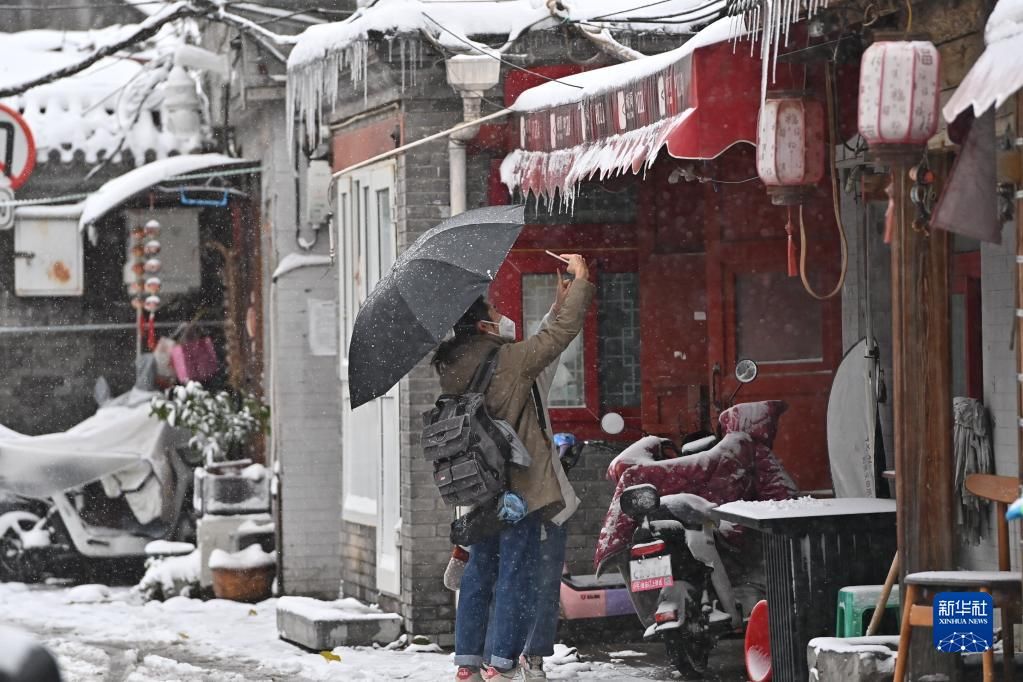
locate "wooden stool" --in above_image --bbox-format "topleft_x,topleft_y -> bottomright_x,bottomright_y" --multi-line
893,571 -> 1021,682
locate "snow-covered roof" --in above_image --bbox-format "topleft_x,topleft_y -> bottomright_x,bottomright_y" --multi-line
287,0 -> 725,146
0,17 -> 197,167
943,0 -> 1023,120
289,0 -> 724,70
510,16 -> 736,113
79,154 -> 254,229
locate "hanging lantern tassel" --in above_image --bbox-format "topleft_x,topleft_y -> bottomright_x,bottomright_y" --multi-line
785,207 -> 798,277
144,295 -> 161,351
883,174 -> 896,244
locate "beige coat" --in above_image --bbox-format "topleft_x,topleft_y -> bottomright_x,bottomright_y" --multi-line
438,279 -> 595,517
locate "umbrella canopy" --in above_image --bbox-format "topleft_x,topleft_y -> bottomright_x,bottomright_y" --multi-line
348,205 -> 525,409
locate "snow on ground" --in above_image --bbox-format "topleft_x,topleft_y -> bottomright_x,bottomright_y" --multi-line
0,583 -> 687,681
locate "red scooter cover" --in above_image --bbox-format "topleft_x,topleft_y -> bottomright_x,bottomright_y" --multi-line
594,401 -> 797,572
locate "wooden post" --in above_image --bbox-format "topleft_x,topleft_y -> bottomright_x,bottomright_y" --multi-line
890,160 -> 957,677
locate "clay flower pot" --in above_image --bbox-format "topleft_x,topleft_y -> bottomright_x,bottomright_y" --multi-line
209,545 -> 276,602
211,564 -> 274,603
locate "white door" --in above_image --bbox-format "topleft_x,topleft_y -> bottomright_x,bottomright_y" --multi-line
338,161 -> 401,596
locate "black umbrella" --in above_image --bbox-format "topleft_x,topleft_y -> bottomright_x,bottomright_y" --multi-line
347,205 -> 525,409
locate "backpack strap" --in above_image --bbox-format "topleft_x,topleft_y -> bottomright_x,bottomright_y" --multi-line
531,383 -> 549,436
468,348 -> 501,394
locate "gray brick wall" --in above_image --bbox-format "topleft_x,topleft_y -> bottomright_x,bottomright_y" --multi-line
341,520 -> 378,603
235,99 -> 344,599
960,220 -> 1019,572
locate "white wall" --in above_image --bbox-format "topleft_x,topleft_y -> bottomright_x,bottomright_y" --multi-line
244,100 -> 344,598
959,220 -> 1019,572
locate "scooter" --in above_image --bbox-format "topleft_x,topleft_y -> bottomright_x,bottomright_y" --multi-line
551,435 -> 638,623
599,360 -> 789,678
0,390 -> 198,582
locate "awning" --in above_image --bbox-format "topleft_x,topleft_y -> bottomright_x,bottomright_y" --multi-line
943,0 -> 1023,121
500,17 -> 761,204
78,154 -> 256,230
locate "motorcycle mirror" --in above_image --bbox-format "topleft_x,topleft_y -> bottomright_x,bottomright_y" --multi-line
600,412 -> 625,435
734,358 -> 758,384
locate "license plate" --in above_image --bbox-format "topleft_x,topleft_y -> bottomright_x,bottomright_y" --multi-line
630,554 -> 673,592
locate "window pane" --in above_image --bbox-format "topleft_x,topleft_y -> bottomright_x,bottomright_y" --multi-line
377,188 -> 392,275
522,274 -> 585,407
735,272 -> 822,363
599,273 -> 641,407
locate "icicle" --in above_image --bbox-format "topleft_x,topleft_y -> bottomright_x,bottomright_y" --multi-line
400,38 -> 406,91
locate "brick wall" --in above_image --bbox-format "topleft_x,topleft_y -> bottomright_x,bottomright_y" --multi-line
234,99 -> 344,599
341,520 -> 378,603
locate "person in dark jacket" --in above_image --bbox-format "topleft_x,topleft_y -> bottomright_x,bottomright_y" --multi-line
434,255 -> 594,682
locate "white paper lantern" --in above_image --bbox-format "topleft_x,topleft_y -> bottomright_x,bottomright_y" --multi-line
756,92 -> 826,206
858,38 -> 941,158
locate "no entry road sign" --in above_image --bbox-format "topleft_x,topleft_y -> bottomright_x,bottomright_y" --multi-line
0,103 -> 36,190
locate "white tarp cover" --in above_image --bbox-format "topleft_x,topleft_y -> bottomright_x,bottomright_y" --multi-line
0,390 -> 182,524
78,154 -> 254,230
943,0 -> 1023,121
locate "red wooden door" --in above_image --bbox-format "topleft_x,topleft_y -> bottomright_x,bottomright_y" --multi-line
706,241 -> 842,491
704,171 -> 843,492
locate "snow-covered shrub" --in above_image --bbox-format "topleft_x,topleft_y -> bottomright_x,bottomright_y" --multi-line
150,382 -> 269,464
136,550 -> 201,601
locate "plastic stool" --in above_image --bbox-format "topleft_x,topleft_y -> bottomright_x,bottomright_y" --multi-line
835,585 -> 901,637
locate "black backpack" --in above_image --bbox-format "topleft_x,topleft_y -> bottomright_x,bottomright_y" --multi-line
422,349 -> 531,507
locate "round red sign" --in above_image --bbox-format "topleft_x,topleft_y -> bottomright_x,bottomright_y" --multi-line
0,103 -> 36,190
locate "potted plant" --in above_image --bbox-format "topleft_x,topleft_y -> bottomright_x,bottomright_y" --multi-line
151,382 -> 271,515
150,381 -> 270,465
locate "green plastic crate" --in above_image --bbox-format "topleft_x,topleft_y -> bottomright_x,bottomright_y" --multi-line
835,585 -> 901,637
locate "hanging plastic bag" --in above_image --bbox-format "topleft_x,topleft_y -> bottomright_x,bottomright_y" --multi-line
171,336 -> 218,383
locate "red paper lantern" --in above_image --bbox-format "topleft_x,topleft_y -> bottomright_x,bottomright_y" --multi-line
857,38 -> 941,160
756,92 -> 826,206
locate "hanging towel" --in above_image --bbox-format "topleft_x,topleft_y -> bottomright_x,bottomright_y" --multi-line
953,397 -> 995,545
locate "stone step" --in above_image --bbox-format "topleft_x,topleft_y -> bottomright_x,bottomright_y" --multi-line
276,596 -> 403,650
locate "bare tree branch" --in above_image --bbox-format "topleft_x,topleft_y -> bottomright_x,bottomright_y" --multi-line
214,9 -> 299,49
0,2 -> 208,99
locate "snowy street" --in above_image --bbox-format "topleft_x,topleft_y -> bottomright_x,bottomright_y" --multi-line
0,582 -> 747,681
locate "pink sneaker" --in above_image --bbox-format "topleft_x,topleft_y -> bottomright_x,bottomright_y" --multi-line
482,666 -> 519,680
456,666 -> 483,682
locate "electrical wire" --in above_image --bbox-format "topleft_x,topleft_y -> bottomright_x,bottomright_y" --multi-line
422,13 -> 583,89
573,9 -> 725,27
587,0 -> 700,21
596,1 -> 728,23
798,62 -> 848,301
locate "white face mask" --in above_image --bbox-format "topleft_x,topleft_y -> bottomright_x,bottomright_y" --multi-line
483,316 -> 516,341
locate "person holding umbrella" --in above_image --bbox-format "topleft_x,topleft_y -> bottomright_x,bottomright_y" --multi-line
434,255 -> 594,682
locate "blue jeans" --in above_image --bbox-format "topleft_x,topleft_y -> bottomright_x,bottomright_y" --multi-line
455,512 -> 542,671
524,522 -> 567,656
483,521 -> 568,660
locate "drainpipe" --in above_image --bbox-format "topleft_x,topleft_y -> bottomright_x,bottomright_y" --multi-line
445,55 -> 501,217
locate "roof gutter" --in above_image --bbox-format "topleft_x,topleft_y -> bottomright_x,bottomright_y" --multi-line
329,107 -> 512,182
